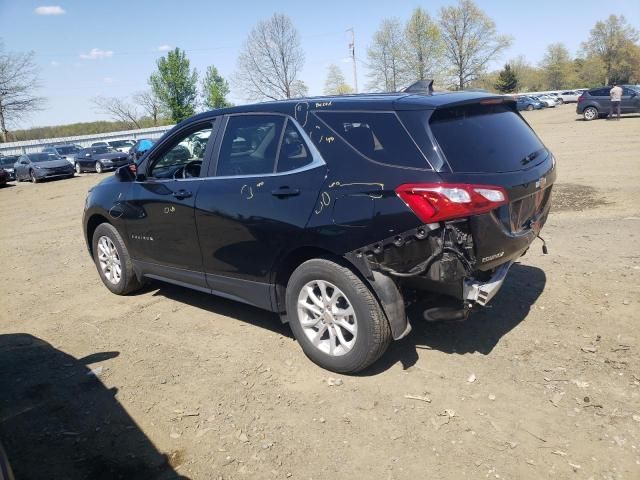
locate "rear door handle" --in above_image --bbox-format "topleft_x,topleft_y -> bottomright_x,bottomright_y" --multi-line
271,186 -> 300,198
172,189 -> 192,199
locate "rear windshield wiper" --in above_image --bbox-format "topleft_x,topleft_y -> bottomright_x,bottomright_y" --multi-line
520,148 -> 545,166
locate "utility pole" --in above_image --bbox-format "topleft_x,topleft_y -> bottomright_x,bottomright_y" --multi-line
347,28 -> 358,93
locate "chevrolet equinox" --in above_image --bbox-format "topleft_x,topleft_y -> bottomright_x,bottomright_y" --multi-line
83,89 -> 555,373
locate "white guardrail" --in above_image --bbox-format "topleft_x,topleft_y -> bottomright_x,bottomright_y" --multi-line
0,125 -> 175,156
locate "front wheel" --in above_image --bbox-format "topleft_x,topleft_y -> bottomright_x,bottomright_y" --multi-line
95,162 -> 103,173
92,223 -> 142,295
526,104 -> 534,111
285,258 -> 391,373
583,106 -> 598,121
30,170 -> 38,183
75,163 -> 82,174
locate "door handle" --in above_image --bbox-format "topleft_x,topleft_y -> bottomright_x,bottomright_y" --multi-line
271,186 -> 300,198
172,189 -> 192,199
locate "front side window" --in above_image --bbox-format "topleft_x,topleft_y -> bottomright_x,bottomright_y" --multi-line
316,111 -> 427,168
216,115 -> 284,176
276,121 -> 313,173
149,124 -> 213,179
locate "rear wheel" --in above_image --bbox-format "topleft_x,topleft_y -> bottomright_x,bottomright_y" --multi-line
583,106 -> 598,121
557,98 -> 564,105
95,162 -> 103,174
526,104 -> 534,111
92,223 -> 142,295
285,258 -> 391,373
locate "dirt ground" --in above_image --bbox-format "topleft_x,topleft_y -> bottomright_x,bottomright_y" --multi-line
1,106 -> 639,480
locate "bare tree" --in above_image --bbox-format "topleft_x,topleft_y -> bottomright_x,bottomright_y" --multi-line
235,13 -> 307,101
324,64 -> 353,95
0,44 -> 45,142
91,96 -> 141,129
134,91 -> 162,126
403,8 -> 444,83
366,18 -> 408,92
439,0 -> 512,89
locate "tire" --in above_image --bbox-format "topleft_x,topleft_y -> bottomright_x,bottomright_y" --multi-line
583,106 -> 598,121
526,104 -> 534,111
75,163 -> 82,174
30,170 -> 38,183
285,258 -> 391,373
91,223 -> 142,295
95,162 -> 103,174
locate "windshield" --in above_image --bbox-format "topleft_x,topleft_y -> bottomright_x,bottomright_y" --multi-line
92,147 -> 112,154
0,156 -> 19,166
429,103 -> 546,173
31,153 -> 61,162
56,146 -> 80,154
109,140 -> 134,148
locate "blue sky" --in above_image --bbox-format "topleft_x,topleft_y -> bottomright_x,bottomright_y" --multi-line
1,0 -> 638,127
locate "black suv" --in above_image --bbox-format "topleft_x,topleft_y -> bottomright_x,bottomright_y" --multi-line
577,85 -> 640,120
82,91 -> 555,373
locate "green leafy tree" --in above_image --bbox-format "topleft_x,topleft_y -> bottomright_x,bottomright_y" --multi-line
582,15 -> 639,84
202,65 -> 231,109
494,64 -> 518,93
540,43 -> 575,89
323,64 -> 353,95
149,48 -> 198,123
403,7 -> 444,82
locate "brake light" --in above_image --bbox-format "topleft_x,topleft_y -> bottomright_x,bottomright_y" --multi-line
395,183 -> 508,223
578,95 -> 585,102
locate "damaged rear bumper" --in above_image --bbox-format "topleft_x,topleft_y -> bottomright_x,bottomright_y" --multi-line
463,261 -> 513,306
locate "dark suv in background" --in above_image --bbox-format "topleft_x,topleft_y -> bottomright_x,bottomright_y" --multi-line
83,90 -> 555,373
577,85 -> 640,120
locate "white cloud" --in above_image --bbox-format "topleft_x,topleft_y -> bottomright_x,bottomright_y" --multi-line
103,77 -> 115,84
35,6 -> 66,15
50,60 -> 60,67
157,45 -> 172,52
79,48 -> 114,60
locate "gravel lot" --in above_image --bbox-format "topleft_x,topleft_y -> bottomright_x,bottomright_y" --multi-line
1,107 -> 639,480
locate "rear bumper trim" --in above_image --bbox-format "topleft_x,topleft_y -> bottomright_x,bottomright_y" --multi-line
463,261 -> 513,306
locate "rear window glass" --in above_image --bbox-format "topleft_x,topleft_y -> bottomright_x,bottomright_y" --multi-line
429,103 -> 545,173
316,111 -> 428,168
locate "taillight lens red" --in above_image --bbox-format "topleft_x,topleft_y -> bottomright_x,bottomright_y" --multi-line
395,183 -> 508,223
578,95 -> 585,102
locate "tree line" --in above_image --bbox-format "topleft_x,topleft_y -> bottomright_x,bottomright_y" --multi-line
1,0 -> 639,142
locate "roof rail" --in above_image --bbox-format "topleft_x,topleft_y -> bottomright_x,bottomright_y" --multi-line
402,79 -> 434,95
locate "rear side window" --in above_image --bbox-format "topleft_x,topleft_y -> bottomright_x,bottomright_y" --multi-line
589,88 -> 609,97
316,111 -> 427,168
276,121 -> 313,173
429,103 -> 545,173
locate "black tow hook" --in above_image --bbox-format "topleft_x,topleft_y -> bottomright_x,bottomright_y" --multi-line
537,234 -> 548,254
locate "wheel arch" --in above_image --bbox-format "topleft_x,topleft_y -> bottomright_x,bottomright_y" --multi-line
85,213 -> 111,256
273,245 -> 410,340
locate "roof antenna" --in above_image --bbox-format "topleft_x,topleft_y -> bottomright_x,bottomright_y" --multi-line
402,79 -> 434,95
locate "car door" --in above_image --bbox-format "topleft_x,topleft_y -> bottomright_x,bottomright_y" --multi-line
16,156 -> 28,179
194,114 -> 327,309
621,87 -> 639,112
122,120 -> 218,286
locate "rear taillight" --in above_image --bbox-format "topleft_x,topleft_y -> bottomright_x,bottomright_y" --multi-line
578,95 -> 585,102
395,183 -> 508,223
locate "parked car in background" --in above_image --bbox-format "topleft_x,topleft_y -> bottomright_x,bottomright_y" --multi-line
0,155 -> 19,181
536,95 -> 558,107
83,90 -> 555,373
0,168 -> 7,187
91,140 -> 135,153
516,96 -> 543,111
74,146 -> 130,174
42,144 -> 82,165
128,139 -> 155,162
577,85 -> 640,120
14,153 -> 75,183
557,91 -> 581,103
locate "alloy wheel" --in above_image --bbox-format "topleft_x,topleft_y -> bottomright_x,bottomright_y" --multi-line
95,162 -> 103,173
584,107 -> 597,120
97,236 -> 122,284
75,163 -> 81,174
297,280 -> 358,356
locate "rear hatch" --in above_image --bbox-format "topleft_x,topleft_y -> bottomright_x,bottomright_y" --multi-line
426,101 -> 555,270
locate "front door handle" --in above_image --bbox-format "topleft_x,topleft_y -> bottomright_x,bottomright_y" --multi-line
172,189 -> 192,199
271,186 -> 300,198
